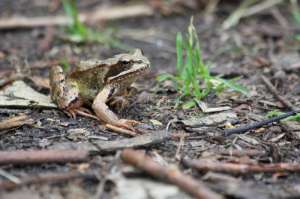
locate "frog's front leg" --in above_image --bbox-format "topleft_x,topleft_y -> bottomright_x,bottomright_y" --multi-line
92,86 -> 139,131
50,65 -> 97,120
109,96 -> 129,111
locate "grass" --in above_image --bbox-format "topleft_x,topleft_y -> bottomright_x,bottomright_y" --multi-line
291,0 -> 300,41
157,17 -> 248,109
267,110 -> 300,122
59,57 -> 71,71
62,0 -> 125,48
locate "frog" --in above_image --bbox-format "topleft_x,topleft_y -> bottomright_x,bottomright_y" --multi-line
49,49 -> 150,131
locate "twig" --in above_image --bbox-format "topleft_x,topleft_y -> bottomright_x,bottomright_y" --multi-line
92,130 -> 169,152
0,149 -> 90,165
224,75 -> 300,136
38,26 -> 55,51
0,115 -> 34,132
218,149 -> 266,157
0,171 -> 96,190
93,152 -> 120,199
175,131 -> 186,160
224,109 -> 300,136
260,75 -> 295,111
222,0 -> 283,29
243,0 -> 284,18
182,158 -> 300,174
0,5 -> 154,29
121,149 -> 223,199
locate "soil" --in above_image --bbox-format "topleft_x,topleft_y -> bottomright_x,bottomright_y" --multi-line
0,0 -> 300,198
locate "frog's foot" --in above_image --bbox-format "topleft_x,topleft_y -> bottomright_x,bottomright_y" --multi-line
64,109 -> 77,119
118,119 -> 140,130
106,119 -> 141,136
64,108 -> 98,120
109,96 -> 129,111
106,124 -> 137,136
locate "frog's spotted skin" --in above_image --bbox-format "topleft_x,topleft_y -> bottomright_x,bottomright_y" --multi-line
49,49 -> 150,131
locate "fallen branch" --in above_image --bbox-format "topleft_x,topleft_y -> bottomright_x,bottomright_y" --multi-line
182,158 -> 300,174
0,149 -> 90,165
0,5 -> 154,29
0,171 -> 96,190
260,75 -> 295,111
0,115 -> 34,132
121,149 -> 223,199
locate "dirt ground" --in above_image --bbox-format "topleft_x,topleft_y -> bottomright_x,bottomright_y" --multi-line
0,0 -> 300,198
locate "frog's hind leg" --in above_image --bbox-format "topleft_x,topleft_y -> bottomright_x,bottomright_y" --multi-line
92,86 -> 139,133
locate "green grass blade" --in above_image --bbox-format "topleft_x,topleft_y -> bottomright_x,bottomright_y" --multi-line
217,77 -> 248,95
176,32 -> 183,73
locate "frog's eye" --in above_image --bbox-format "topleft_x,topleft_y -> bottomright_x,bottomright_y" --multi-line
121,60 -> 130,65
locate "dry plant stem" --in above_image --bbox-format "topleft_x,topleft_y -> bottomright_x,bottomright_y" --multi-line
0,171 -> 96,190
222,0 -> 283,29
260,75 -> 295,111
0,115 -> 33,132
243,0 -> 284,18
183,158 -> 300,174
121,149 -> 223,199
0,5 -> 153,29
0,149 -> 90,165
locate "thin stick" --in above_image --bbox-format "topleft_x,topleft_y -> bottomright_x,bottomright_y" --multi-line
224,109 -> 300,136
260,75 -> 295,111
243,0 -> 284,18
218,149 -> 266,157
91,130 -> 169,152
0,171 -> 96,190
183,158 -> 300,174
222,0 -> 283,29
0,115 -> 34,132
223,75 -> 300,136
175,132 -> 186,160
0,149 -> 90,165
0,5 -> 154,29
121,149 -> 223,199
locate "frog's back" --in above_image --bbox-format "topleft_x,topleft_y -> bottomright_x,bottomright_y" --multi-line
74,60 -> 104,72
69,66 -> 108,102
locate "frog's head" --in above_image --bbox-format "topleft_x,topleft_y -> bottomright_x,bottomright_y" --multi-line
106,49 -> 150,84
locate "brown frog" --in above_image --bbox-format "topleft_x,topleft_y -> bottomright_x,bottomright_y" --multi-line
49,49 -> 150,131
